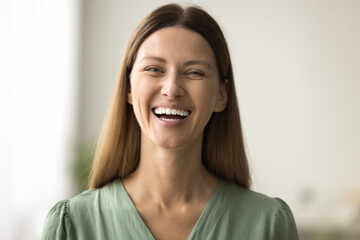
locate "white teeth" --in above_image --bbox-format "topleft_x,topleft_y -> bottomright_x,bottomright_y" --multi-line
153,107 -> 190,117
160,117 -> 181,121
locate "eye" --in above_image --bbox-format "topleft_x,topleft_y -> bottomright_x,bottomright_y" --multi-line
186,70 -> 205,77
190,71 -> 204,76
146,67 -> 163,73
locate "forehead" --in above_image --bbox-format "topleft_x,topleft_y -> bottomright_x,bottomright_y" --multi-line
135,26 -> 217,66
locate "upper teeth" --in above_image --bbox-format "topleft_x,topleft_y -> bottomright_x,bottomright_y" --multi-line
154,107 -> 190,117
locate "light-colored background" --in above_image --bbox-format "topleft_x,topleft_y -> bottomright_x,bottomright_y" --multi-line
1,0 -> 359,239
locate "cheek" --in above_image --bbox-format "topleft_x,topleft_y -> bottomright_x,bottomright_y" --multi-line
130,78 -> 147,104
197,83 -> 219,106
193,87 -> 218,121
129,78 -> 155,117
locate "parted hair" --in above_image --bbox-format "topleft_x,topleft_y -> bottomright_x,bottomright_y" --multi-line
89,3 -> 251,189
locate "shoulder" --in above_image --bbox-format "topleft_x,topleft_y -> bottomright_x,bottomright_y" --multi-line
220,179 -> 285,213
218,179 -> 299,239
41,180 -> 124,239
41,200 -> 72,239
67,179 -> 123,217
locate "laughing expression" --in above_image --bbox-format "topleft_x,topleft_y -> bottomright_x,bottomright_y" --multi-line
128,26 -> 227,150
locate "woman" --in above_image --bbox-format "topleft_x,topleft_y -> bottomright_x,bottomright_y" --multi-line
42,4 -> 299,240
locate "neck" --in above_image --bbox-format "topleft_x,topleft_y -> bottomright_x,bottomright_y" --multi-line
123,134 -> 217,208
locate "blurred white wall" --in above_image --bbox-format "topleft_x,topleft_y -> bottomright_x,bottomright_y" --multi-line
1,0 -> 360,239
0,0 -> 80,239
79,0 -> 360,234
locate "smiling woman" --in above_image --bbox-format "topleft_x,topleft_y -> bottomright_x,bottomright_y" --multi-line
128,26 -> 227,150
41,4 -> 299,240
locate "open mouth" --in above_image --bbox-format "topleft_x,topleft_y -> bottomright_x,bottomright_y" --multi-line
152,107 -> 191,121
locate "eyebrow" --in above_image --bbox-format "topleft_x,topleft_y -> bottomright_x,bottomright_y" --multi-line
183,60 -> 212,69
139,56 -> 166,63
139,56 -> 213,69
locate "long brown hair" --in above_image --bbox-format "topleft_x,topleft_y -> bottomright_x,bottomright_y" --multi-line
89,4 -> 251,189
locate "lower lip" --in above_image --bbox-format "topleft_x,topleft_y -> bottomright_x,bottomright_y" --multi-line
153,112 -> 190,127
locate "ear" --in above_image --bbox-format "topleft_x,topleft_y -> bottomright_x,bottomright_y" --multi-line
213,80 -> 228,112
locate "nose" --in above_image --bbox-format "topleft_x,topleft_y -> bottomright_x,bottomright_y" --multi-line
160,72 -> 185,100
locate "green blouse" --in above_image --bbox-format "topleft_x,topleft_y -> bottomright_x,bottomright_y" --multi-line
41,178 -> 299,239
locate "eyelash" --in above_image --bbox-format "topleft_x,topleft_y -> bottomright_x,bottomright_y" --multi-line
187,71 -> 205,77
143,67 -> 205,77
145,67 -> 163,73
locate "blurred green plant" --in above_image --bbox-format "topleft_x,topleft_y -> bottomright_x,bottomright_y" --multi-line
71,143 -> 95,193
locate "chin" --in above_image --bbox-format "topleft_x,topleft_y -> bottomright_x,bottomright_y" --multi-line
155,139 -> 188,150
152,133 -> 197,150
144,131 -> 203,151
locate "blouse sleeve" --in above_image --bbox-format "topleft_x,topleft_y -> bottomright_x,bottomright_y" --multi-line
269,198 -> 299,240
41,200 -> 73,240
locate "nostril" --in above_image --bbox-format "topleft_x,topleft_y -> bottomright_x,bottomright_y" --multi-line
160,82 -> 185,99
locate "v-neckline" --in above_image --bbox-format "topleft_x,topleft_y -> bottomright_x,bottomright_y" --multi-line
119,178 -> 225,240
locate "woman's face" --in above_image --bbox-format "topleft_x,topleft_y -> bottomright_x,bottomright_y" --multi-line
128,26 -> 227,150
